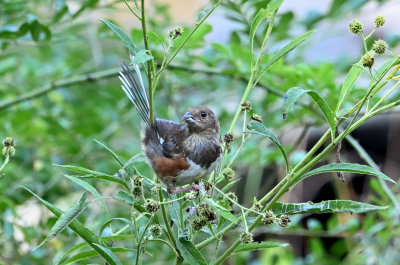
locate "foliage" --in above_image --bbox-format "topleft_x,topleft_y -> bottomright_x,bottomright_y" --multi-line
1,0 -> 400,264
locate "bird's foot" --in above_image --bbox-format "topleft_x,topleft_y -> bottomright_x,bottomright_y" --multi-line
171,184 -> 205,194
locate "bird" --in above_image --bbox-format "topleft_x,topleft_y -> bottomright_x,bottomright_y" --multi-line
118,58 -> 222,194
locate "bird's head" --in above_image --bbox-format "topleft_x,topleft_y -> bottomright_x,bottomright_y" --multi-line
182,106 -> 220,136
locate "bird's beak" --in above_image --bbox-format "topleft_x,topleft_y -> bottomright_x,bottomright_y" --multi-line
182,112 -> 196,124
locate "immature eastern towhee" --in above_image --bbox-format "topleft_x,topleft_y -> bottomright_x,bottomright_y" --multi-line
118,59 -> 222,194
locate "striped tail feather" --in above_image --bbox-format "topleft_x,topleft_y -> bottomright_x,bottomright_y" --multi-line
119,59 -> 151,128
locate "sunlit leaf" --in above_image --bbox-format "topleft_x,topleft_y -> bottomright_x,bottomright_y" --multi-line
60,247 -> 134,265
234,241 -> 289,253
245,121 -> 289,172
271,200 -> 389,215
99,18 -> 138,54
113,190 -> 134,205
132,49 -> 154,64
283,86 -> 335,140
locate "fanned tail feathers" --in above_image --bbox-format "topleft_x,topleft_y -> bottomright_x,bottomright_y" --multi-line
119,60 -> 151,127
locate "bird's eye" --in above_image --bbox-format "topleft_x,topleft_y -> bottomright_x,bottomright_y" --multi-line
200,111 -> 207,117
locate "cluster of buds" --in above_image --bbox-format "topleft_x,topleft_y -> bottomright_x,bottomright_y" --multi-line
262,210 -> 275,226
198,203 -> 217,222
225,192 -> 238,208
191,218 -> 207,231
240,232 -> 253,244
253,202 -> 262,212
349,16 -> 388,69
169,26 -> 184,40
222,167 -> 235,181
184,190 -> 198,201
2,137 -> 15,157
241,101 -> 251,112
131,175 -> 144,198
149,225 -> 162,238
223,133 -> 234,153
144,198 -> 160,213
251,114 -> 263,123
278,214 -> 291,228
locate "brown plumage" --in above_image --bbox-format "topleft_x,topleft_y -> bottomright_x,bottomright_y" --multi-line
119,60 -> 222,194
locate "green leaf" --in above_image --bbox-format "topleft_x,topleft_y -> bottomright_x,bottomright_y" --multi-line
271,200 -> 389,215
335,57 -> 364,113
60,247 -> 134,265
99,218 -> 131,236
55,164 -> 129,190
176,237 -> 208,265
35,192 -> 88,250
245,121 -> 289,172
21,187 -> 123,265
294,162 -> 396,187
52,4 -> 69,23
250,8 -> 268,53
113,190 -> 134,205
94,139 -> 134,177
258,30 -> 315,79
92,244 -> 123,265
234,241 -> 289,253
99,18 -> 138,54
283,87 -> 335,140
196,5 -> 212,24
204,197 -> 237,224
132,49 -> 154,64
64,175 -> 111,219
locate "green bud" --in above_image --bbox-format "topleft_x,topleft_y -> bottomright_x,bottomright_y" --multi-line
372,39 -> 387,54
149,225 -> 162,238
374,16 -> 385,28
222,167 -> 235,181
169,26 -> 184,40
278,214 -> 291,228
241,101 -> 251,111
185,190 -> 198,201
251,113 -> 263,123
2,137 -> 15,157
262,210 -> 275,226
239,232 -> 253,244
349,19 -> 363,35
199,203 -> 217,222
191,218 -> 207,231
144,198 -> 160,213
362,53 -> 374,68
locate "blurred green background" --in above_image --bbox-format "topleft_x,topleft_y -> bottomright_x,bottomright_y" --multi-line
1,0 -> 399,264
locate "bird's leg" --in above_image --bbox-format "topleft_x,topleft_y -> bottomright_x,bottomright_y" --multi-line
171,184 -> 205,194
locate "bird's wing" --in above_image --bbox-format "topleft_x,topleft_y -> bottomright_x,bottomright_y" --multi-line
155,118 -> 188,157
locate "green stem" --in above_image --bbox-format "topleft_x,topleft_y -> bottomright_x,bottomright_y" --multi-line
154,0 -> 224,79
123,0 -> 141,20
369,79 -> 400,113
158,190 -> 180,256
0,155 -> 9,173
135,214 -> 154,265
141,0 -> 155,127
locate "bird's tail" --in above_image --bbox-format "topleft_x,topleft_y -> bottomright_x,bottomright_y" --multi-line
119,56 -> 151,128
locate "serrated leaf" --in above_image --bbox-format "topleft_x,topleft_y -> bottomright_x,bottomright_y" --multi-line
283,87 -> 335,140
113,190 -> 134,205
99,18 -> 138,54
132,49 -> 153,64
35,192 -> 89,250
204,197 -> 237,224
176,237 -> 207,265
21,187 -> 123,265
271,200 -> 389,215
258,30 -> 315,79
335,57 -> 364,113
234,241 -> 289,253
293,162 -> 396,187
245,121 -> 289,172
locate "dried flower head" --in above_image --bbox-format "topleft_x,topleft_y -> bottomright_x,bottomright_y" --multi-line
362,53 -> 374,68
278,214 -> 291,228
199,203 -> 217,222
349,19 -> 363,35
241,101 -> 251,111
192,218 -> 207,231
2,137 -> 15,157
251,114 -> 263,123
133,175 -> 143,187
132,186 -> 143,198
222,167 -> 235,181
144,198 -> 160,213
224,133 -> 234,144
372,39 -> 387,54
262,210 -> 275,226
240,232 -> 253,244
169,26 -> 184,40
149,225 -> 162,238
374,16 -> 385,28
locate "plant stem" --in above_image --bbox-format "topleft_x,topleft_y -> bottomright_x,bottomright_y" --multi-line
135,214 -> 154,265
0,155 -> 9,173
141,0 -> 155,127
154,0 -> 224,79
158,190 -> 180,257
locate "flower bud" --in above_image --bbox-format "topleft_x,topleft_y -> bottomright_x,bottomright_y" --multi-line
149,225 -> 162,238
241,101 -> 251,112
278,214 -> 291,228
144,198 -> 160,213
191,218 -> 207,231
262,210 -> 275,226
362,53 -> 374,68
185,190 -> 198,201
372,39 -> 387,54
169,26 -> 184,40
374,16 -> 385,28
349,19 -> 363,35
222,167 -> 235,181
240,232 -> 253,244
251,114 -> 263,123
199,203 -> 217,222
2,137 -> 15,157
